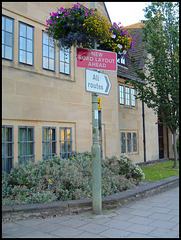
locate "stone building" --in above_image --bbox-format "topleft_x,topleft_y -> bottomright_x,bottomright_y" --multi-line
2,2 -> 173,173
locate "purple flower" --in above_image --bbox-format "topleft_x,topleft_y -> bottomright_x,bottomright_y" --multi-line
60,7 -> 64,11
49,13 -> 51,16
54,21 -> 57,24
69,15 -> 71,17
52,12 -> 56,17
50,20 -> 53,24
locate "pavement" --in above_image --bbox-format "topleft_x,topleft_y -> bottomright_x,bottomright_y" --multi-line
2,186 -> 179,238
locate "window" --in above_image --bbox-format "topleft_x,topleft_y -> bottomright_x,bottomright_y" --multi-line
119,85 -> 124,105
120,131 -> 138,154
42,127 -> 56,160
125,87 -> 130,106
60,128 -> 72,159
19,22 -> 34,65
2,126 -> 14,173
119,85 -> 136,107
18,126 -> 34,164
59,46 -> 70,74
117,55 -> 125,65
42,32 -> 55,71
131,88 -> 136,107
2,15 -> 14,60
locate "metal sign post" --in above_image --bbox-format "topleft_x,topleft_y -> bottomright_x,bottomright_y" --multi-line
91,92 -> 102,215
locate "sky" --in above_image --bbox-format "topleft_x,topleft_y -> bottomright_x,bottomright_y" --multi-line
105,2 -> 149,27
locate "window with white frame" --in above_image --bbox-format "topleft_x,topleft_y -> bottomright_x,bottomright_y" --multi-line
59,46 -> 70,74
119,85 -> 124,105
119,85 -> 136,107
59,127 -> 72,159
2,125 -> 14,173
125,87 -> 130,106
19,22 -> 34,65
42,32 -> 55,71
2,15 -> 14,60
117,55 -> 125,65
18,126 -> 34,164
42,127 -> 56,160
120,131 -> 138,154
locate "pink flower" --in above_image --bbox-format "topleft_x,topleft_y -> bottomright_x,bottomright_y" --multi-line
85,13 -> 88,17
49,13 -> 51,16
52,12 -> 56,16
64,13 -> 67,16
54,21 -> 57,24
59,7 -> 64,11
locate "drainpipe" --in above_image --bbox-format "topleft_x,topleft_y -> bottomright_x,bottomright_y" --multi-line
142,100 -> 146,162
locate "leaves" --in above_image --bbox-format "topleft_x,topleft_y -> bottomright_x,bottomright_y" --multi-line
127,2 -> 179,133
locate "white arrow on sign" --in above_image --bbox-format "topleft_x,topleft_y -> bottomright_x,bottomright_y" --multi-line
85,69 -> 111,95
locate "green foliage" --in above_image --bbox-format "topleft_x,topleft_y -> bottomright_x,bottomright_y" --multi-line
2,152 -> 144,206
126,2 -> 179,134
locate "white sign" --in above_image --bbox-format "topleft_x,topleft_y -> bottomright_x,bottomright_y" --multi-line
85,69 -> 111,95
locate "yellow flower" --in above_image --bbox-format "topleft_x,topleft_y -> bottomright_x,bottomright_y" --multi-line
49,179 -> 52,183
88,194 -> 91,197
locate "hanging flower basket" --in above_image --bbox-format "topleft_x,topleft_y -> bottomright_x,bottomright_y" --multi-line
45,3 -> 135,57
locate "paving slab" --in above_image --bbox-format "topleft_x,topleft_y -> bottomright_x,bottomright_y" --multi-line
2,186 -> 179,238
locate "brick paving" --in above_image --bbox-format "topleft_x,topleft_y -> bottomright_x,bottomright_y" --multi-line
2,187 -> 179,238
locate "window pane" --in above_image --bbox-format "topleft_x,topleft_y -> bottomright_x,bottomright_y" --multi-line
133,133 -> 137,152
51,129 -> 56,141
27,26 -> 33,39
43,57 -> 48,69
60,62 -> 64,72
65,63 -> 69,74
5,32 -> 12,46
131,89 -> 136,107
19,128 -> 27,141
49,47 -> 54,59
60,129 -> 65,141
27,52 -> 32,65
27,143 -> 33,155
20,37 -> 26,50
52,142 -> 56,154
119,85 -> 124,104
6,18 -> 13,32
60,50 -> 64,61
7,143 -> 13,156
28,128 -> 33,141
49,58 -> 54,70
65,52 -> 70,63
27,39 -> 32,52
2,31 -> 5,44
5,46 -> 12,60
6,128 -> 12,141
20,23 -> 26,37
43,32 -> 48,44
19,142 -> 27,156
20,50 -> 26,63
2,16 -> 5,30
127,132 -> 131,153
67,129 -> 71,140
121,132 -> 126,153
2,45 -> 4,58
43,45 -> 48,57
125,87 -> 130,106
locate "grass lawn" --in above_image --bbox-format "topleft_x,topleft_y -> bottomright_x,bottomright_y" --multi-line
141,160 -> 179,181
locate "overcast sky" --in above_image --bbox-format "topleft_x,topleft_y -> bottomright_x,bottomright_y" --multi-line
105,2 -> 149,27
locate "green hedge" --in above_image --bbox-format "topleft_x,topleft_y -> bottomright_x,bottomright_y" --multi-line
2,152 -> 145,206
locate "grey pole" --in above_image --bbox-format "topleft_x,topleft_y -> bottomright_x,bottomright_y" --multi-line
90,2 -> 102,215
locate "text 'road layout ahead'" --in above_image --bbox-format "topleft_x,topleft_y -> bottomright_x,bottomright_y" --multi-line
77,48 -> 117,72
85,69 -> 111,95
